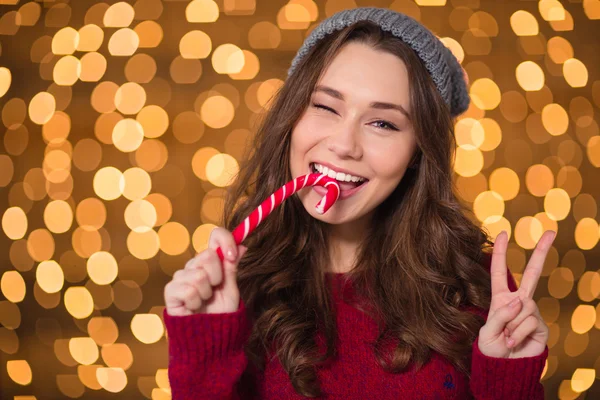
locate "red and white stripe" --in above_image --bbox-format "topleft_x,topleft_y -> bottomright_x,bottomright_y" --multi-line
216,173 -> 340,261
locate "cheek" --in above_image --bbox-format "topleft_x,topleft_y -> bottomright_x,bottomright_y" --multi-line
366,142 -> 415,179
291,119 -> 323,155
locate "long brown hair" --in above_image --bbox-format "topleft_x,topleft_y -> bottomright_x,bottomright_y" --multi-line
222,21 -> 493,398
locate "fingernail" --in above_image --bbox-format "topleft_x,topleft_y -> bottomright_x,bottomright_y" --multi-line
227,248 -> 236,260
509,297 -> 520,308
507,338 -> 515,347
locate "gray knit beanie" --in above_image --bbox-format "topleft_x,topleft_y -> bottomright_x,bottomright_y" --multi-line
287,7 -> 470,118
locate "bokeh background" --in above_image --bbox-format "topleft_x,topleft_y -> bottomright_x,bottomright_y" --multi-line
0,0 -> 599,398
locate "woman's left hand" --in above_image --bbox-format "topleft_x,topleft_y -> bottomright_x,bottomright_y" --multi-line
477,230 -> 555,359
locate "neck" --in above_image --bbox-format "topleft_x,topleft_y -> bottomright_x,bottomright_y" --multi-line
326,214 -> 371,274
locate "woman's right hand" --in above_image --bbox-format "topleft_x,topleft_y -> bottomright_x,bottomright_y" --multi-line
164,227 -> 248,316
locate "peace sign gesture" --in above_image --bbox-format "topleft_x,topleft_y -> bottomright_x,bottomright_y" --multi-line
477,230 -> 556,359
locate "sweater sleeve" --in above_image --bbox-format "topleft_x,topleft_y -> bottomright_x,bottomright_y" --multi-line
468,252 -> 548,399
163,299 -> 253,400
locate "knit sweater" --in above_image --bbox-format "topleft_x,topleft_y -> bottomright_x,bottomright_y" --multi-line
164,256 -> 548,399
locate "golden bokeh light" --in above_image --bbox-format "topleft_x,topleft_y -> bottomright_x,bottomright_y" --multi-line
453,146 -> 484,177
510,10 -> 539,36
52,27 -> 79,55
87,251 -> 119,285
563,58 -> 588,88
136,105 -> 168,139
79,52 -> 107,82
516,61 -> 545,91
211,44 -> 245,74
158,222 -> 190,256
2,206 -> 28,240
125,199 -> 157,233
130,314 -> 163,344
108,28 -> 139,56
28,92 -> 56,125
35,260 -> 64,294
93,167 -> 125,201
489,168 -> 519,201
69,337 -> 99,365
77,24 -> 104,52
179,30 -> 212,59
7,360 -> 32,385
1,270 -> 26,303
64,286 -> 94,319
544,188 -> 571,221
186,0 -> 219,23
97,367 -> 128,393
571,368 -> 596,393
115,82 -> 146,115
104,2 -> 135,27
470,78 -> 501,110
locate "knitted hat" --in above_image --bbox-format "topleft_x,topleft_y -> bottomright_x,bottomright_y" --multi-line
287,7 -> 470,117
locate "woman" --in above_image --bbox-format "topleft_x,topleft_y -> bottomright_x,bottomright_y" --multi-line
163,7 -> 553,399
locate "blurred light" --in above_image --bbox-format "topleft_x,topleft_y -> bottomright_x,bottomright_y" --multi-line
453,146 -> 484,177
7,360 -> 32,385
69,337 -> 99,365
36,260 -> 64,294
64,287 -> 94,319
2,207 -> 27,240
29,92 -> 56,124
516,61 -> 544,91
0,67 -> 12,97
212,44 -> 245,74
179,30 -> 212,59
77,24 -> 103,52
158,222 -> 190,255
104,2 -> 135,27
186,0 -> 219,23
1,271 -> 26,303
510,11 -> 539,36
571,368 -> 596,393
113,119 -> 144,152
108,28 -> 139,56
563,58 -> 588,87
51,27 -> 78,56
131,314 -> 163,344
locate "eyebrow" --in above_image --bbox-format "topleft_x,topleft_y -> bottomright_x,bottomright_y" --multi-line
313,85 -> 411,120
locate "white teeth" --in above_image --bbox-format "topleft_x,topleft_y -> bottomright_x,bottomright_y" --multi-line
312,163 -> 365,182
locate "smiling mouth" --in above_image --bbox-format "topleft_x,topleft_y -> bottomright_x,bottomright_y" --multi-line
310,163 -> 368,190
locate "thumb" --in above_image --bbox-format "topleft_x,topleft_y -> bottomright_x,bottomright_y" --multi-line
483,297 -> 523,338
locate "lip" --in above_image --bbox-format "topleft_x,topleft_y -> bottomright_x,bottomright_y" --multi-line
307,164 -> 368,200
310,161 -> 367,180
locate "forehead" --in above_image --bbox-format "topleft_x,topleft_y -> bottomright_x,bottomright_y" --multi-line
314,42 -> 411,108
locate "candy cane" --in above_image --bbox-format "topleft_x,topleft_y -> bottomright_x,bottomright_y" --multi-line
216,173 -> 340,261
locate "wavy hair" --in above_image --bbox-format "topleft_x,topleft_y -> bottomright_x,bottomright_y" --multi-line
222,21 -> 494,398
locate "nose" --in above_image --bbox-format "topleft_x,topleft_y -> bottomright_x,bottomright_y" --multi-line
326,122 -> 363,160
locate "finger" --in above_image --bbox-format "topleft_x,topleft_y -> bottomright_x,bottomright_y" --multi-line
520,230 -> 556,298
187,268 -> 214,300
491,231 -> 510,297
209,227 -> 238,262
164,281 -> 202,315
221,244 -> 247,283
183,251 -> 223,287
482,296 -> 522,337
506,315 -> 539,348
505,297 -> 538,334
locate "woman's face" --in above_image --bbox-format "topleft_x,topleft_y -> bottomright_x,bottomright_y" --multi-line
289,42 -> 418,226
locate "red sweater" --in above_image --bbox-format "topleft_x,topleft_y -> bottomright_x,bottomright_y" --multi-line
164,260 -> 548,399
